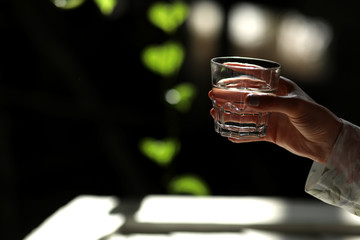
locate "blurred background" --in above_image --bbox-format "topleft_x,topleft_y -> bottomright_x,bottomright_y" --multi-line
1,0 -> 360,239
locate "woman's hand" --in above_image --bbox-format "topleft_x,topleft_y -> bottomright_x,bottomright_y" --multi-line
209,76 -> 343,164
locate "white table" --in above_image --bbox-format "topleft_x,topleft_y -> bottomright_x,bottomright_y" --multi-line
25,195 -> 360,240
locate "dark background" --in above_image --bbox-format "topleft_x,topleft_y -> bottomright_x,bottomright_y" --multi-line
1,0 -> 360,239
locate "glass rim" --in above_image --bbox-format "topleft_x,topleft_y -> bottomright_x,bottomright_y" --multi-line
211,56 -> 281,70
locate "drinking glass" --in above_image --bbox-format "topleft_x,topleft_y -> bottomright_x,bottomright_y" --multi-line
211,56 -> 281,139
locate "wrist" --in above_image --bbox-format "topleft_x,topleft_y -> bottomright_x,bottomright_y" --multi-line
320,118 -> 343,164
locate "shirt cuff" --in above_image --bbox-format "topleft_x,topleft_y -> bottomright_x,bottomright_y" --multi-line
305,119 -> 360,216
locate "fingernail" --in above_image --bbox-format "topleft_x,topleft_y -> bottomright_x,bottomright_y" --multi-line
247,94 -> 259,107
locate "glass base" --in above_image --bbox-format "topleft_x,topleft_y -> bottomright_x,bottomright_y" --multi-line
215,122 -> 268,139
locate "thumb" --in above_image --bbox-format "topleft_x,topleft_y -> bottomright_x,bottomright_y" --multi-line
246,94 -> 303,117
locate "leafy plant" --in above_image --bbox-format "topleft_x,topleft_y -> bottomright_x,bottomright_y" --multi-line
148,1 -> 189,34
139,1 -> 210,196
51,0 -> 86,9
139,138 -> 180,167
165,82 -> 197,112
142,41 -> 185,77
52,0 -> 117,15
93,0 -> 117,15
169,174 -> 210,195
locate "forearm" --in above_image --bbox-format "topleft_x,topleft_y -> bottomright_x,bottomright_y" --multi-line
305,119 -> 360,216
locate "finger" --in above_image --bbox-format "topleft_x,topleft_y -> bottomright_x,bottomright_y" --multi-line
210,108 -> 214,118
245,94 -> 306,118
244,76 -> 313,117
211,87 -> 249,106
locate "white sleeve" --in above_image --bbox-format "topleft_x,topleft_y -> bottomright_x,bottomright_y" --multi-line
305,119 -> 360,216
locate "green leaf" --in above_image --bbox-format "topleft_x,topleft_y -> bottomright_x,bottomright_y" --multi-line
148,1 -> 189,34
51,0 -> 86,9
169,174 -> 210,195
165,83 -> 197,112
139,138 -> 180,167
93,0 -> 117,15
142,41 -> 185,77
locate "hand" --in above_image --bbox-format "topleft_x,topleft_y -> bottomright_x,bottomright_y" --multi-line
209,76 -> 343,164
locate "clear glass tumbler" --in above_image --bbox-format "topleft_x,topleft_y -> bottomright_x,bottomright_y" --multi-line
211,56 -> 281,139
